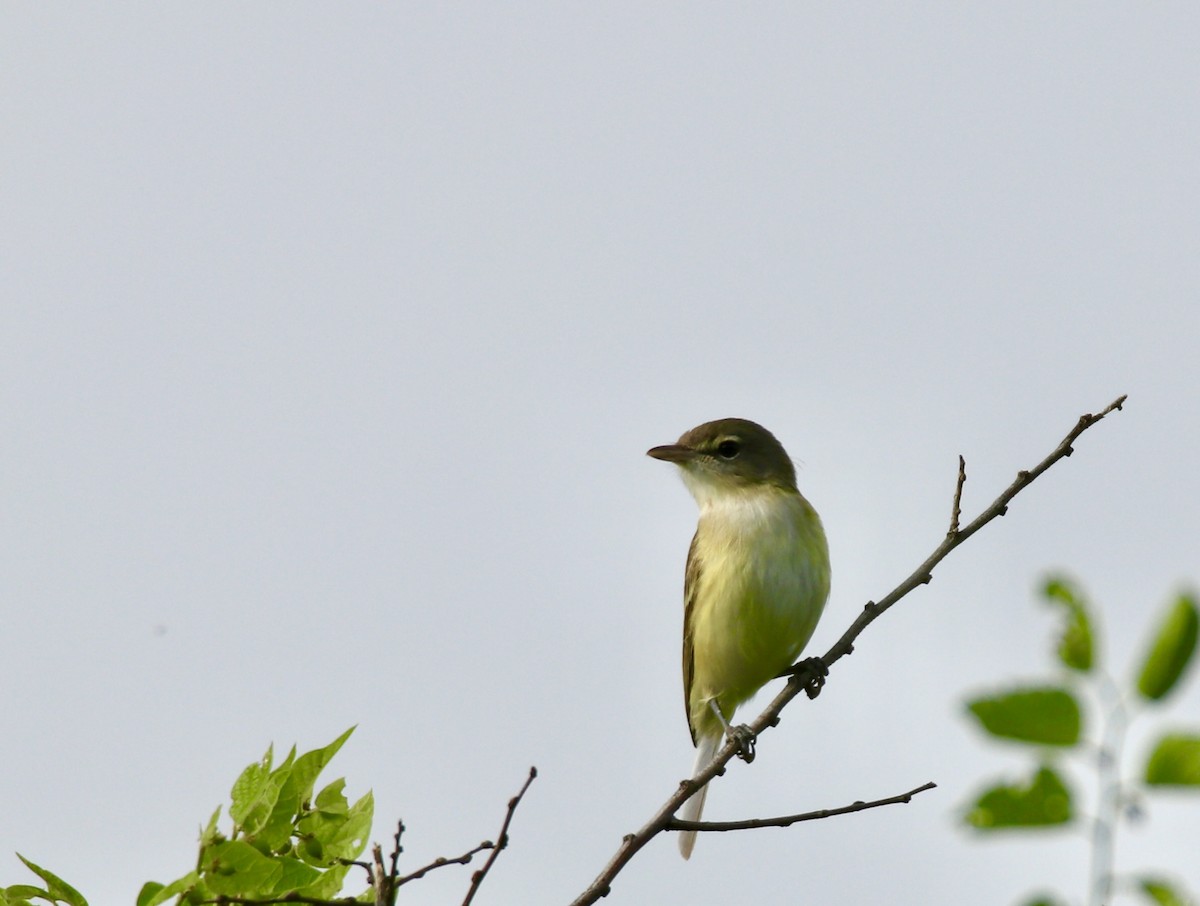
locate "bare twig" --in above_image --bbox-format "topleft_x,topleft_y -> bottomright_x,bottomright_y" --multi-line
371,842 -> 388,906
388,820 -> 403,886
204,896 -> 360,905
361,820 -> 406,905
670,781 -> 936,832
949,455 -> 966,535
570,394 -> 1127,906
397,840 -> 494,886
817,394 -> 1124,674
461,766 -> 537,906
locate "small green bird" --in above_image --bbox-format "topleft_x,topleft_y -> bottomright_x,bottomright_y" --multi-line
648,418 -> 831,859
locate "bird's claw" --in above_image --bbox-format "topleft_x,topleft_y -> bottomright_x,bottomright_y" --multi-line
726,724 -> 756,763
779,656 -> 828,700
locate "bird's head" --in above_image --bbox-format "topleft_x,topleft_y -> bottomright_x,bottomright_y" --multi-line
647,418 -> 798,505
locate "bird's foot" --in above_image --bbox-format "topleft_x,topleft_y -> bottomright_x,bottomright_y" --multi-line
706,699 -> 756,762
726,724 -> 756,763
779,656 -> 828,700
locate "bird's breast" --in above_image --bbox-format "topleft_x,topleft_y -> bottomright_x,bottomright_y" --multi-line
689,489 -> 830,704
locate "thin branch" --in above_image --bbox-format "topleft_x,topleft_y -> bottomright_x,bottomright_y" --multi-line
397,840 -> 494,886
461,766 -> 537,906
570,394 -> 1127,906
205,896 -> 360,905
949,454 -> 966,535
371,843 -> 388,906
366,820 -> 406,906
819,394 -> 1125,674
670,781 -> 936,833
388,820 -> 403,887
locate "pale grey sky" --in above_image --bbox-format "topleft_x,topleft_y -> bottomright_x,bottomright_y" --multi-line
3,5 -> 1198,905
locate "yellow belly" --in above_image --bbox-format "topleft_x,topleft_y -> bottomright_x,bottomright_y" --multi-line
687,489 -> 830,740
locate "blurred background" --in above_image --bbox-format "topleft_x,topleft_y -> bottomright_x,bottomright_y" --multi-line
3,5 -> 1198,904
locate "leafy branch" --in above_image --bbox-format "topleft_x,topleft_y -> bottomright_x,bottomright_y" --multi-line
570,394 -> 1128,905
0,729 -> 537,906
961,577 -> 1200,906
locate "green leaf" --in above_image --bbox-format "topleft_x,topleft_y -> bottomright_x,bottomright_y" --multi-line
199,840 -> 282,897
288,728 -> 355,806
257,728 -> 355,850
229,746 -> 273,826
340,791 -> 373,858
135,882 -> 163,906
4,884 -> 47,902
232,745 -> 301,841
1138,876 -> 1191,906
1018,896 -> 1069,906
966,687 -> 1082,746
135,872 -> 198,906
1136,593 -> 1199,701
315,777 -> 348,810
15,856 -> 87,906
293,862 -> 351,901
270,857 -> 322,893
1041,575 -> 1095,672
964,765 -> 1074,829
321,790 -> 373,863
184,876 -> 215,905
1144,734 -> 1200,787
296,783 -> 373,866
199,805 -> 223,849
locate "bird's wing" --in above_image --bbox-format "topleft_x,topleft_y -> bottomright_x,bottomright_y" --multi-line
682,529 -> 702,746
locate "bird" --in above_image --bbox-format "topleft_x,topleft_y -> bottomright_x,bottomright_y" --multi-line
647,418 -> 831,859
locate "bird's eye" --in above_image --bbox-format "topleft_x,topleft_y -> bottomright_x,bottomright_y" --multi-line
716,439 -> 740,459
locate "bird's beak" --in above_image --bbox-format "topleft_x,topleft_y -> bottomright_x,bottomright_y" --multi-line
647,444 -> 696,464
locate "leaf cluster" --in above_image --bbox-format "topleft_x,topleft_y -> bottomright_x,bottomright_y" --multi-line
962,577 -> 1200,904
137,727 -> 373,906
5,730 -> 545,906
1,856 -> 88,906
3,726 -> 372,906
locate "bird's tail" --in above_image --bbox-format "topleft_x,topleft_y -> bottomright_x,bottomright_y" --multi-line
678,733 -> 720,859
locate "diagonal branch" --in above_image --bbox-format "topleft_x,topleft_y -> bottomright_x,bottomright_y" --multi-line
670,781 -> 936,833
570,394 -> 1127,906
396,840 -> 493,887
461,766 -> 537,906
818,393 -> 1125,674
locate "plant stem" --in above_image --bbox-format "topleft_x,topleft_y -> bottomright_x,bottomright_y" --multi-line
1089,673 -> 1128,906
